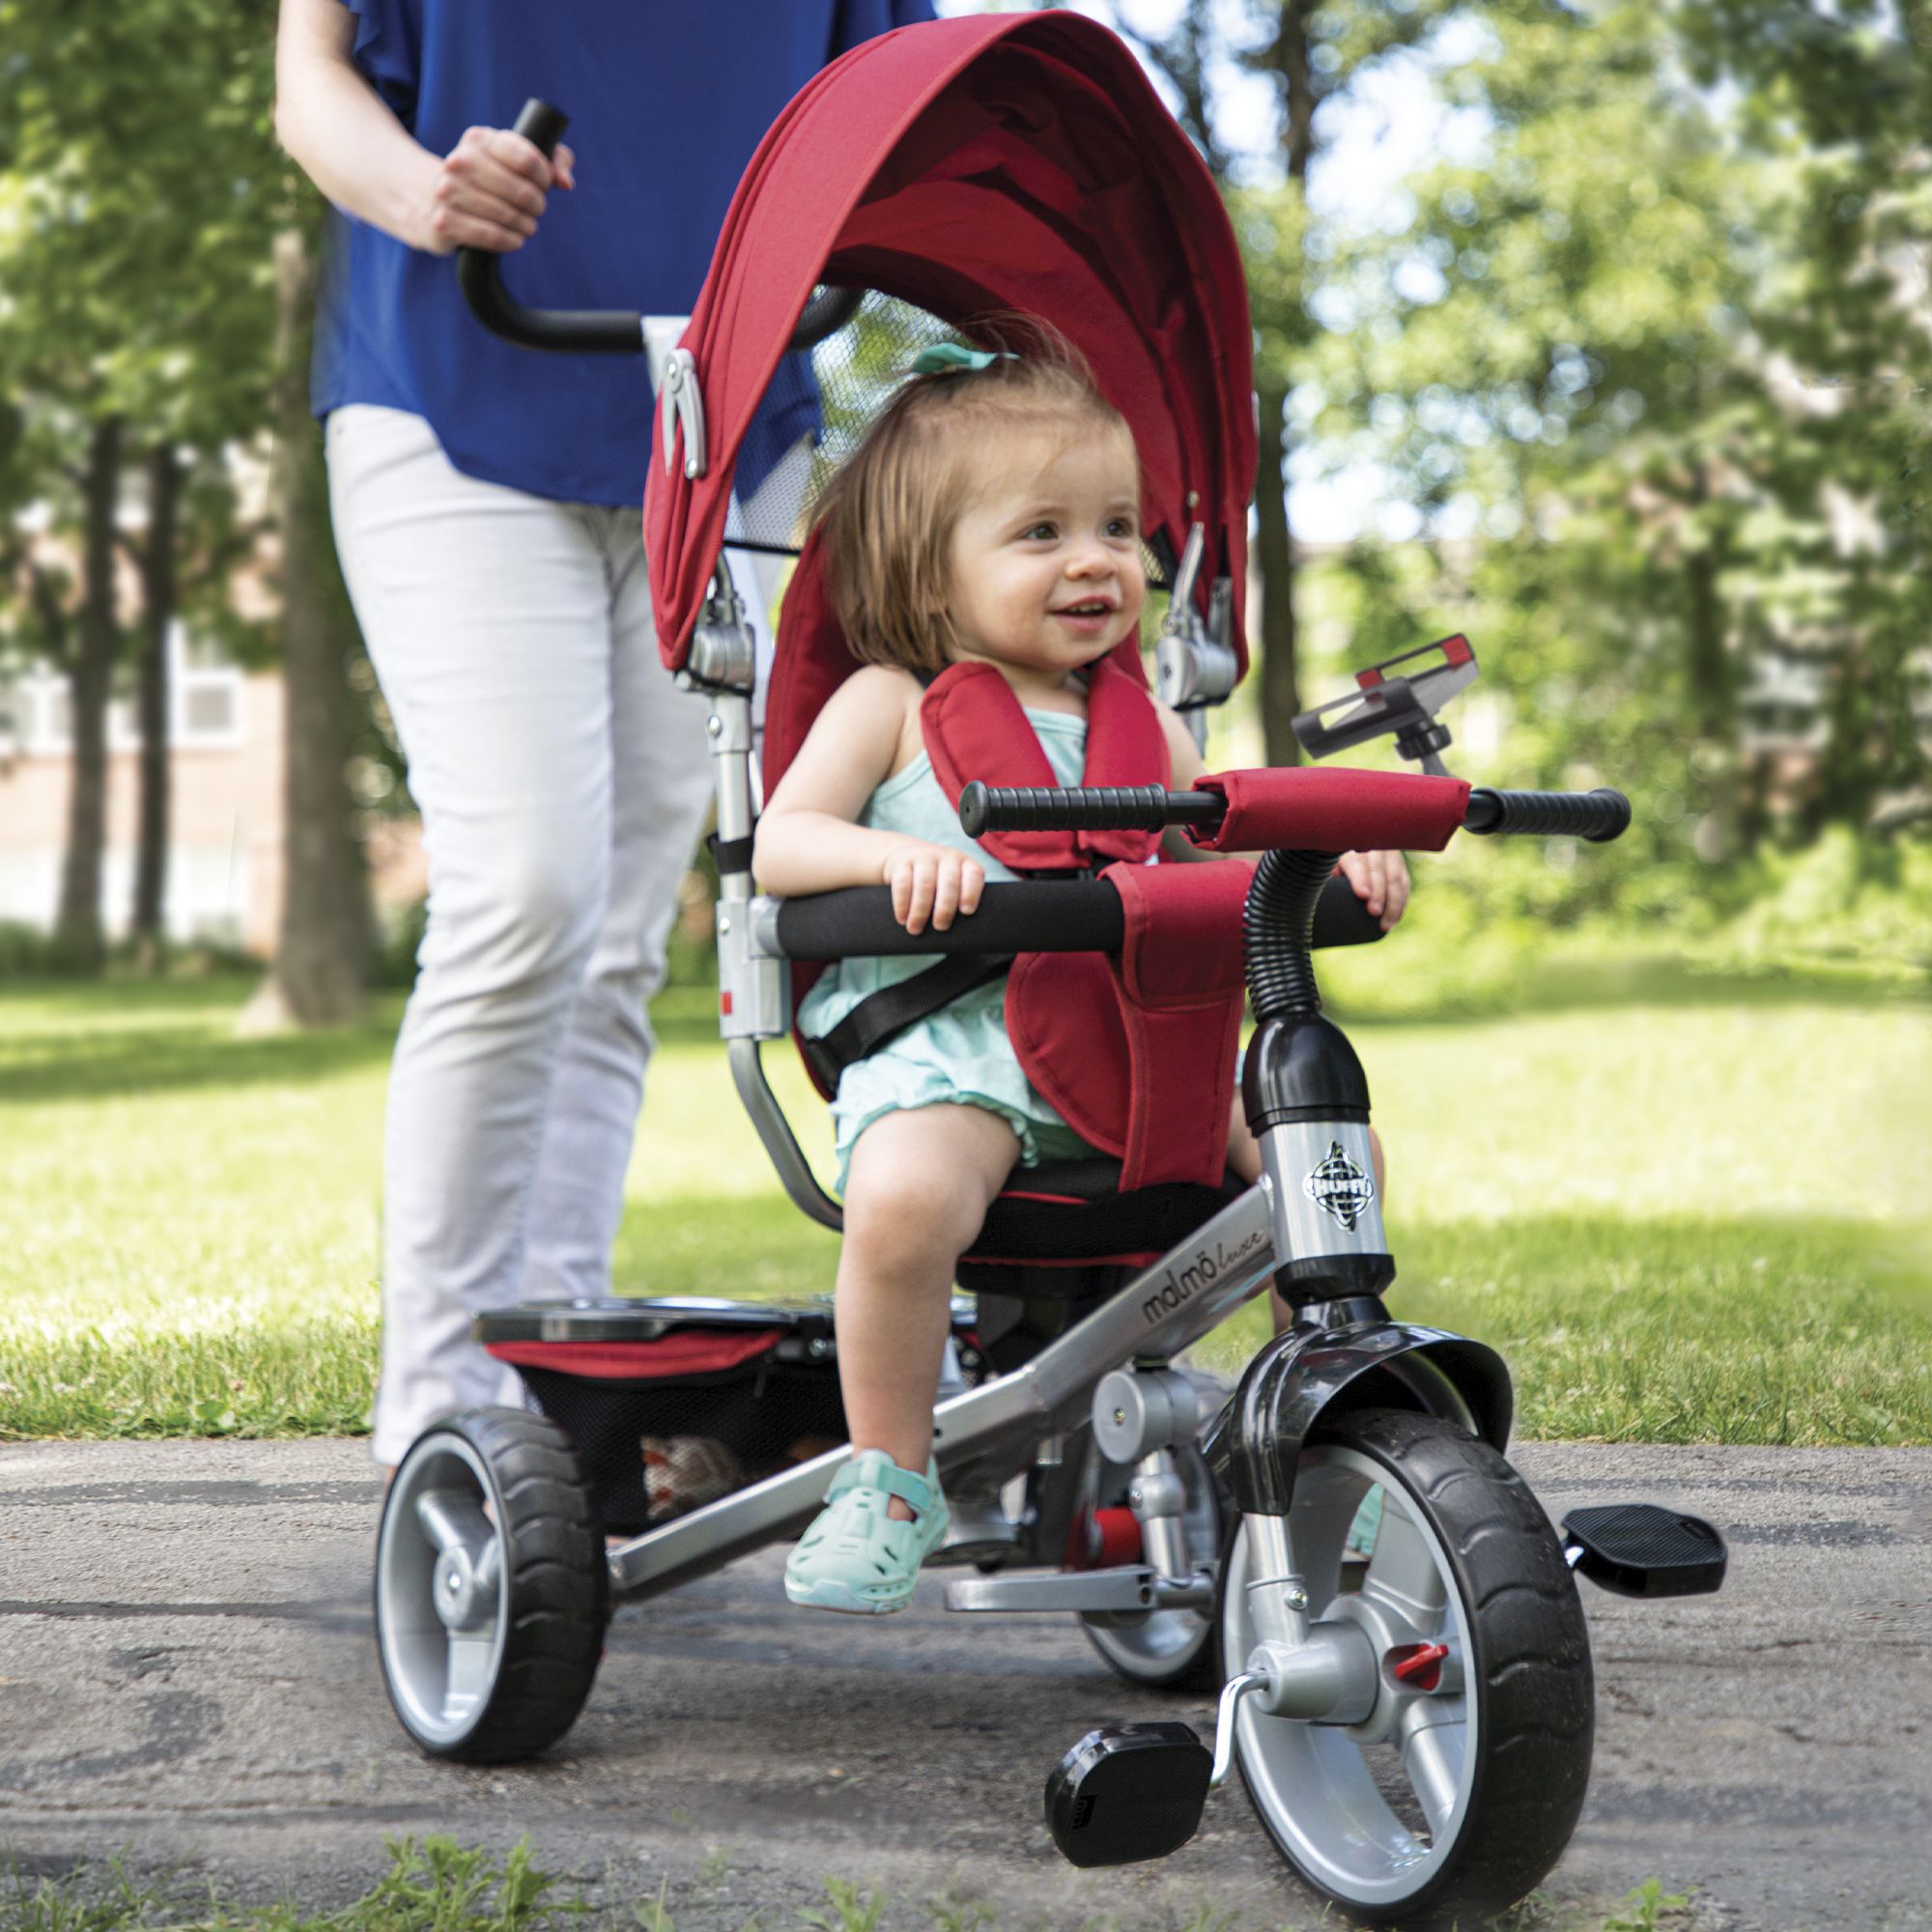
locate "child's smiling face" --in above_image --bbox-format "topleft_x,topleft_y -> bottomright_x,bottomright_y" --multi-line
943,420 -> 1145,692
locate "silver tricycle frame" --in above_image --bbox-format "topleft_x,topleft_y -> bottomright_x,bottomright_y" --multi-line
378,137 -> 1730,1919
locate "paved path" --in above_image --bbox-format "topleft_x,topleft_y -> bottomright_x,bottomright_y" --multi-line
2,1440 -> 1928,1930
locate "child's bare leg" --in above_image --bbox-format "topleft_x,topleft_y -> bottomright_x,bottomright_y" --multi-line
1227,1091 -> 1262,1183
836,1103 -> 1020,1510
1264,1121 -> 1386,1332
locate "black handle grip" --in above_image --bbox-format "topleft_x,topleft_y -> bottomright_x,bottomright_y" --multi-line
458,101 -> 858,363
958,781 -> 1225,838
790,285 -> 865,351
456,99 -> 644,355
771,874 -> 1387,960
1463,786 -> 1632,841
512,97 -> 568,157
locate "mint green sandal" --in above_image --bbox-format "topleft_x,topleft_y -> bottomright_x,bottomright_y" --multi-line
784,1450 -> 949,1615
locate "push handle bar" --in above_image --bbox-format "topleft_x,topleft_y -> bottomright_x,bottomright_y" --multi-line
1463,787 -> 1631,841
456,100 -> 864,356
455,101 -> 644,354
960,779 -> 1633,843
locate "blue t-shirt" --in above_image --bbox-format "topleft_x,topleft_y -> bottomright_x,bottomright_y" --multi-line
313,0 -> 933,506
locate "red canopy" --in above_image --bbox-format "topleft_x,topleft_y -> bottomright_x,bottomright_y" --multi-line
643,12 -> 1257,678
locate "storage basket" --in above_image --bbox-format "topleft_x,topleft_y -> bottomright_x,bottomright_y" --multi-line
476,1295 -> 985,1535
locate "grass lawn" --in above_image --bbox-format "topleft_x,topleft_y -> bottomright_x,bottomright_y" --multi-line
1,967 -> 1926,1444
0,1834 -> 1705,1932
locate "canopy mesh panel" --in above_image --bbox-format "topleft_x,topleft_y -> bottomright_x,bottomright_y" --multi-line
722,291 -> 1173,590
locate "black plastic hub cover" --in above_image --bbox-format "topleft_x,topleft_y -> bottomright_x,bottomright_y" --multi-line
1044,1723 -> 1211,1867
1561,1503 -> 1728,1598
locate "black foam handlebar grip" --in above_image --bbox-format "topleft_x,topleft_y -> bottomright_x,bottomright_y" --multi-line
959,781 -> 1224,838
512,97 -> 568,157
771,873 -> 1386,960
1463,786 -> 1632,841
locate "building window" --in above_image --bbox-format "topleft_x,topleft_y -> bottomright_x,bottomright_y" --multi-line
173,622 -> 244,749
0,623 -> 242,755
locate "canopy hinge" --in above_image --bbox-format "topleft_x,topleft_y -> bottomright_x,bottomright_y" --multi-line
659,348 -> 707,480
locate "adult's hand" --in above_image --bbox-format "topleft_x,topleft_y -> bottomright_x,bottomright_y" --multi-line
415,127 -> 576,255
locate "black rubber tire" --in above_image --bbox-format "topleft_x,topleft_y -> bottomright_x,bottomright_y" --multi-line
1236,1408 -> 1595,1928
375,1406 -> 608,1764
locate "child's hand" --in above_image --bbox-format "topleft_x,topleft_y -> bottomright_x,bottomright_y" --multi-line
882,841 -> 985,935
1337,850 -> 1411,931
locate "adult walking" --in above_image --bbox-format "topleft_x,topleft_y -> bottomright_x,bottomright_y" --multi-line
274,0 -> 934,1470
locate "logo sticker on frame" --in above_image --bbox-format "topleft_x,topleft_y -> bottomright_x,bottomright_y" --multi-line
1304,1141 -> 1375,1232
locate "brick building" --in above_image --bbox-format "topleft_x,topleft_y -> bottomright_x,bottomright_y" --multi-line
0,631 -> 423,956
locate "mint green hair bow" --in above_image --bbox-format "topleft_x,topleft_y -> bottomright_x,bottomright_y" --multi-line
911,342 -> 1018,377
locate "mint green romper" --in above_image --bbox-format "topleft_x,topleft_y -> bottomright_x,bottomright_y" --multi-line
799,707 -> 1097,1191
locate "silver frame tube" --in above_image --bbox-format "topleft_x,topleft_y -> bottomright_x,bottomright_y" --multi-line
608,1179 -> 1279,1600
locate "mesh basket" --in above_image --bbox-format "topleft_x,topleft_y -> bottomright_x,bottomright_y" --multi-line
477,1295 -> 987,1535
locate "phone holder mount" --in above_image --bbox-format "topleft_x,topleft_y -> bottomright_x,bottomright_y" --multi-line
1290,634 -> 1480,777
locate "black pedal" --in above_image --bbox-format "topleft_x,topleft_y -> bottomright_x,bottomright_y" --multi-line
1561,1503 -> 1727,1599
1044,1722 -> 1211,1868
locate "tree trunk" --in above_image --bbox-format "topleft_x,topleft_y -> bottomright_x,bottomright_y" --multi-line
244,227 -> 373,1030
132,440 -> 180,960
1255,383 -> 1303,766
1254,2 -> 1317,769
1685,462 -> 1728,743
53,415 -> 123,974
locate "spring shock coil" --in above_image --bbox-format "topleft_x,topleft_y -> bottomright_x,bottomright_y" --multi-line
1242,847 -> 1343,1022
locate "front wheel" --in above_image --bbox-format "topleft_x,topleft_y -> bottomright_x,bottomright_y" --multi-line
1224,1408 -> 1593,1926
375,1407 -> 608,1763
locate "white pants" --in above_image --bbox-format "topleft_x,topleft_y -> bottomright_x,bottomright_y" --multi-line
327,405 -> 714,1466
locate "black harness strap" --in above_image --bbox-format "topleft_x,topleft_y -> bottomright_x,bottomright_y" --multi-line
802,951 -> 1014,1093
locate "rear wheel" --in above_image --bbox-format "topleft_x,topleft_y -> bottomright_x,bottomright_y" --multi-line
1078,1440 -> 1221,1690
1224,1409 -> 1593,1926
375,1407 -> 607,1763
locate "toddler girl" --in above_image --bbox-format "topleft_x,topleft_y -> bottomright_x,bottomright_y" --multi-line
753,332 -> 1406,1613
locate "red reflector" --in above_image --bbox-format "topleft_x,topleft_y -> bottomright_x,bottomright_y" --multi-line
721,990 -> 733,1015
1440,633 -> 1473,666
1067,1506 -> 1145,1570
1354,667 -> 1385,688
1387,1641 -> 1449,1691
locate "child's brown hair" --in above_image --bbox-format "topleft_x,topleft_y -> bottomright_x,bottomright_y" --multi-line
811,320 -> 1134,674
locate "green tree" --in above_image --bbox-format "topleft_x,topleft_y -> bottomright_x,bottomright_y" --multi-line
0,0 -> 287,964
0,0 -> 375,1004
1284,0 -> 1928,923
1673,0 -> 1932,840
1121,0 -> 1458,765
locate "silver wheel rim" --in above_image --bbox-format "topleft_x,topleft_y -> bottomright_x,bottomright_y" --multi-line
1224,1442 -> 1478,1910
1081,1444 -> 1219,1680
377,1430 -> 508,1749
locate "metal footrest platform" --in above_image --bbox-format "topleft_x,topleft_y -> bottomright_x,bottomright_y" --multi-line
944,1566 -> 1214,1615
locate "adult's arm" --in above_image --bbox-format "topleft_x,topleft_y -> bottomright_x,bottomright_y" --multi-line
272,0 -> 572,255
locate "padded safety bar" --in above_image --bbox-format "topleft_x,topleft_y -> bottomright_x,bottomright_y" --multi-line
771,873 -> 1385,961
965,774 -> 1632,852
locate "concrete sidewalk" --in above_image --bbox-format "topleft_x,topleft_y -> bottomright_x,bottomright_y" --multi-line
2,1439 -> 1928,1930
